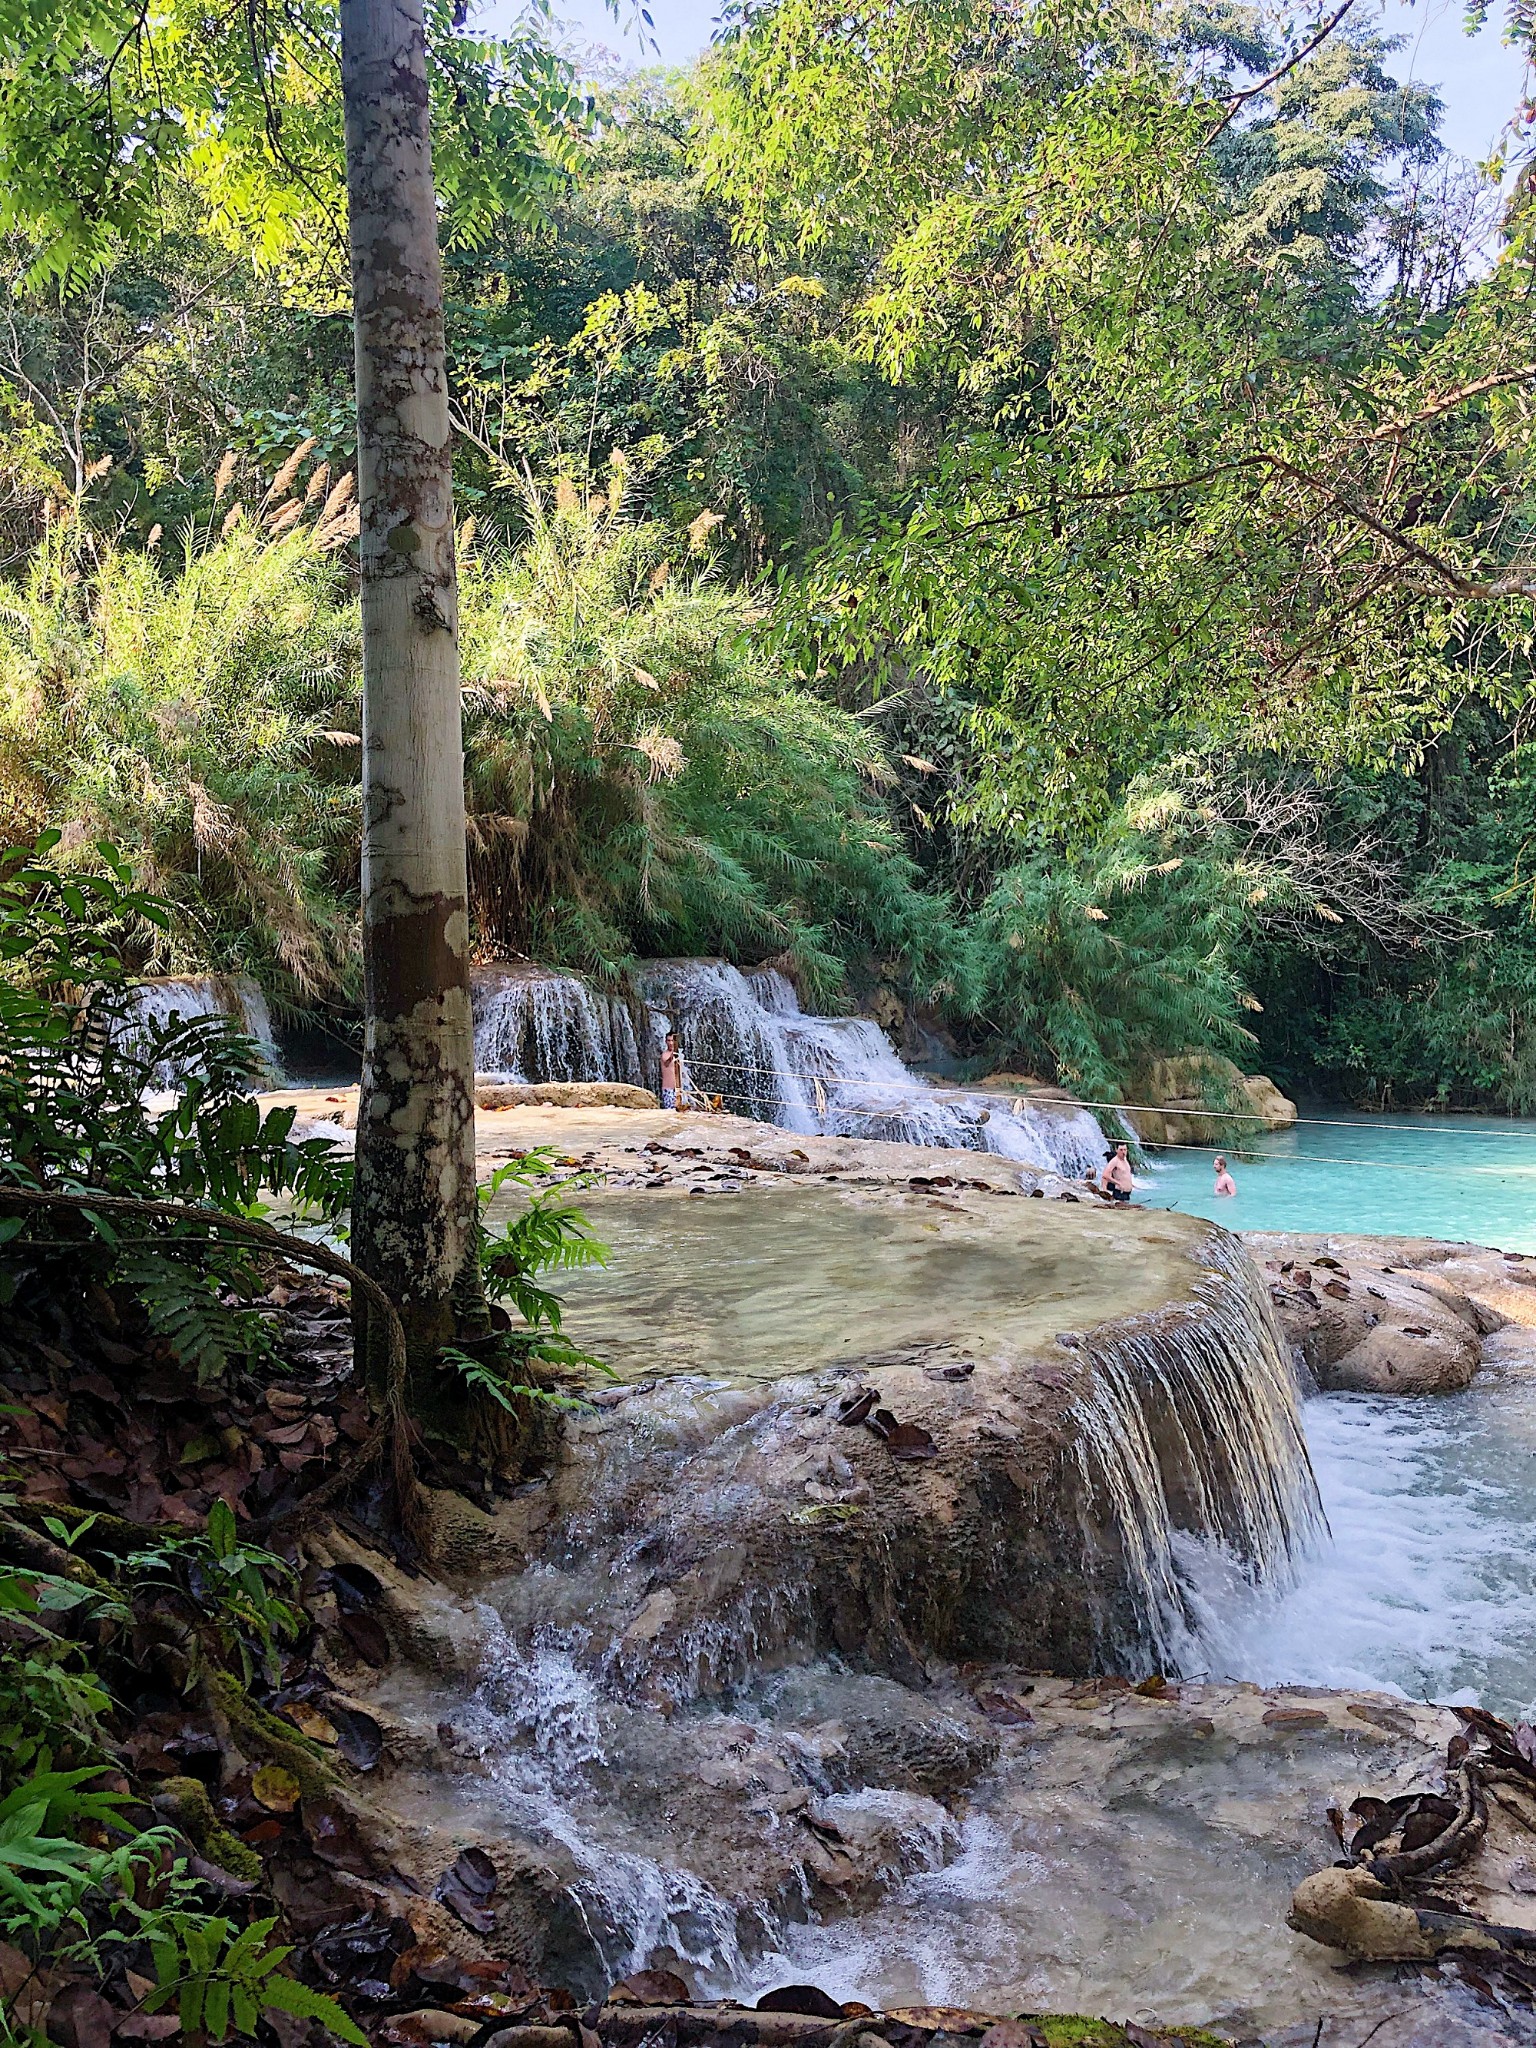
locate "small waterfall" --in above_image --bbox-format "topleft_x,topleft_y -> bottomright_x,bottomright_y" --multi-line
1064,1231 -> 1324,1670
646,961 -> 1112,1174
459,1217 -> 1320,1702
346,1215 -> 1335,2015
455,1616 -> 760,1991
116,975 -> 281,1084
472,955 -> 1112,1177
637,960 -> 806,1125
472,965 -> 644,1088
1011,1100 -> 1116,1179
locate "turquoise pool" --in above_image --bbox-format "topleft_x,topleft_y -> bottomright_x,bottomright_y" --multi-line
1141,1107 -> 1536,1252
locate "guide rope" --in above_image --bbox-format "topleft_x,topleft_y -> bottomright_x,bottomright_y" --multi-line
518,1050 -> 1536,1144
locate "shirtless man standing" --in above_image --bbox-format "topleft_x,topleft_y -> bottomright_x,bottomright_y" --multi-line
1213,1154 -> 1237,1197
660,1031 -> 682,1110
1100,1142 -> 1135,1203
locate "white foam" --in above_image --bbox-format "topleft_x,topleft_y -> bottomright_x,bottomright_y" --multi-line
1190,1333 -> 1536,1715
735,1811 -> 1047,2011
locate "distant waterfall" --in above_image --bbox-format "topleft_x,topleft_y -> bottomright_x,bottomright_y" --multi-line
471,957 -> 1111,1177
117,975 -> 281,1085
472,965 -> 645,1089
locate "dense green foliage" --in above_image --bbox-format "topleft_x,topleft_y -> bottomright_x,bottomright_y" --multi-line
3,0 -> 1536,1106
0,494 -> 950,1010
458,481 -> 953,999
0,854 -> 615,2037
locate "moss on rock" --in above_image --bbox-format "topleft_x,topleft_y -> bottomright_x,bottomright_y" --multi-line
1028,2023 -> 1227,2047
152,1774 -> 263,1882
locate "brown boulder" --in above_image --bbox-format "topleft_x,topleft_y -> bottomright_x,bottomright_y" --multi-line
1258,1233 -> 1482,1394
1126,1052 -> 1297,1147
1318,1318 -> 1479,1395
1288,1865 -> 1437,1959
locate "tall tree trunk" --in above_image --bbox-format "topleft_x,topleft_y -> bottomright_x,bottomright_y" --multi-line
341,0 -> 478,1376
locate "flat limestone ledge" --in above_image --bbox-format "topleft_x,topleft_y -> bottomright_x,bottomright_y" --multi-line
349,1182 -> 1296,1688
546,1179 -> 1222,1383
1249,1228 -> 1536,1393
477,1101 -> 1064,1188
265,1090 -> 1070,1188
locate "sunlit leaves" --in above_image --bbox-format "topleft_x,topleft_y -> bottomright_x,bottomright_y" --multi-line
0,0 -> 591,280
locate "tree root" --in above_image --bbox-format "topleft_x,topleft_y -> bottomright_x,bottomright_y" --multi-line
1361,1759 -> 1489,1885
200,1668 -> 399,1866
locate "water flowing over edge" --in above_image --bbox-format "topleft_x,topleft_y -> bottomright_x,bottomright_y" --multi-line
411,1223 -> 1328,2003
118,973 -> 282,1084
1063,1228 -> 1325,1672
466,1218 -> 1323,1706
472,956 -> 1111,1177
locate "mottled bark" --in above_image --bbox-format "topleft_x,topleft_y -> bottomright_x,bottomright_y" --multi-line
341,0 -> 478,1372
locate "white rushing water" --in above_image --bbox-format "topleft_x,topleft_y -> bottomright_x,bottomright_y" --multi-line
453,1623 -> 761,1986
1191,1321 -> 1536,1718
473,957 -> 1112,1178
472,965 -> 646,1090
381,1202 -> 1536,2040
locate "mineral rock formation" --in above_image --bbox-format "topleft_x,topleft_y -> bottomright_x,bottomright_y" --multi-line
1125,1051 -> 1298,1148
1254,1232 -> 1526,1393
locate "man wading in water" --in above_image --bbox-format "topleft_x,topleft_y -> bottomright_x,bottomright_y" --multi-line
1100,1142 -> 1135,1204
1214,1154 -> 1237,1197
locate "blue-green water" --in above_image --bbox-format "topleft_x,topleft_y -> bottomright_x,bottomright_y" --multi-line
1141,1108 -> 1536,1252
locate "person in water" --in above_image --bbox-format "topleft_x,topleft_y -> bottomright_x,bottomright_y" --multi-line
660,1031 -> 682,1110
1100,1142 -> 1135,1203
1213,1154 -> 1237,1197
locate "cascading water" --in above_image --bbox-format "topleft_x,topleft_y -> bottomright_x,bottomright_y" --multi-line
459,1188 -> 1323,1695
450,1619 -> 765,1987
355,1192 -> 1361,2033
1062,1231 -> 1324,1670
472,964 -> 645,1088
471,956 -> 1113,1178
117,974 -> 281,1084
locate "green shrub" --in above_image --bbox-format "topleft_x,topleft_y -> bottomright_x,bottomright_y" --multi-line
0,491 -> 959,1017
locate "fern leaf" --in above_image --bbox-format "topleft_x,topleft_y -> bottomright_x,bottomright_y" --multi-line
261,1974 -> 369,2047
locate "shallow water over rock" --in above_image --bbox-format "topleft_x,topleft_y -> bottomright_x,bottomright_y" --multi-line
495,1183 -> 1319,1677
539,1185 -> 1210,1384
317,1180 -> 1454,2041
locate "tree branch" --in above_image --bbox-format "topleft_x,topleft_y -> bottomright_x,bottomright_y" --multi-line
1361,365 -> 1536,443
1205,0 -> 1366,145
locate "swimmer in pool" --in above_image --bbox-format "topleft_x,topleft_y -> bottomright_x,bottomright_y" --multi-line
1100,1142 -> 1135,1203
1214,1154 -> 1236,1197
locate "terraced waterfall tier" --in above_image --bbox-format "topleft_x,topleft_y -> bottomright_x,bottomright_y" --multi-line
321,1187 -> 1350,2035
